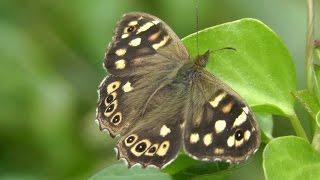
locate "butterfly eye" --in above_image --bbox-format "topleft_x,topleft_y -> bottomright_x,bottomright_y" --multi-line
106,104 -> 115,112
125,134 -> 138,147
135,142 -> 147,152
110,112 -> 122,125
104,100 -> 118,117
130,139 -> 151,156
148,146 -> 157,153
127,26 -> 136,32
235,129 -> 244,141
106,94 -> 114,103
105,92 -> 117,106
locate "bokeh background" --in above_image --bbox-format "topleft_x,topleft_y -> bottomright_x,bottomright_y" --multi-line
0,0 -> 313,179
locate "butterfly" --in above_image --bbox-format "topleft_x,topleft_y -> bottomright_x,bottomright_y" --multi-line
96,12 -> 260,169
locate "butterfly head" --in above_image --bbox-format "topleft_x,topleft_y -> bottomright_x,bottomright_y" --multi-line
194,50 -> 211,67
194,47 -> 236,68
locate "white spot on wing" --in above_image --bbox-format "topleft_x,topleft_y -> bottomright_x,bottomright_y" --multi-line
243,106 -> 249,114
121,34 -> 129,39
115,59 -> 126,69
203,133 -> 212,146
152,20 -> 160,25
209,92 -> 227,107
122,81 -> 133,92
137,22 -> 154,34
233,111 -> 247,127
160,125 -> 171,137
115,48 -> 126,56
244,130 -> 251,140
215,120 -> 226,133
227,135 -> 235,147
128,20 -> 138,26
129,38 -> 141,46
152,36 -> 170,50
190,133 -> 199,143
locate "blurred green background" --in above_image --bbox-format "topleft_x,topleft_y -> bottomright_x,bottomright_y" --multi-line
0,0 -> 312,179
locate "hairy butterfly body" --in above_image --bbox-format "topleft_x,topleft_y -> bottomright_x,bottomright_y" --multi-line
96,12 -> 260,168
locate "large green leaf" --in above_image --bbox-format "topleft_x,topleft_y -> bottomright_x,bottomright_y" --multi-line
90,163 -> 171,180
263,136 -> 320,180
183,18 -> 296,116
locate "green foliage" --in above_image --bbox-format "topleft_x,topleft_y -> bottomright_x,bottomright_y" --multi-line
263,136 -> 320,180
90,164 -> 171,180
293,90 -> 320,123
92,18 -> 320,179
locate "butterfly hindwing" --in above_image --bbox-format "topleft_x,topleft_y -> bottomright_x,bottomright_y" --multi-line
116,83 -> 187,168
183,72 -> 260,163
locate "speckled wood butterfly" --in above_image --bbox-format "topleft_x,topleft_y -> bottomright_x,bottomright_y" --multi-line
96,12 -> 260,169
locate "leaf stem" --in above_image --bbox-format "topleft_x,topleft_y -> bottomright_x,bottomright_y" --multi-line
289,114 -> 309,141
312,128 -> 320,152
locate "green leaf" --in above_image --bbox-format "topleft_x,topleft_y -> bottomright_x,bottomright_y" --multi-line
183,18 -> 296,116
256,113 -> 273,142
90,163 -> 171,180
162,154 -> 198,175
293,90 -> 320,121
263,136 -> 320,180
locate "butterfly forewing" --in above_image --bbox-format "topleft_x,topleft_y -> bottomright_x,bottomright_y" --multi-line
104,12 -> 189,76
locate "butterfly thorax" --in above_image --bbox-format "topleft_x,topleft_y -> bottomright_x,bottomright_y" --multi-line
175,50 -> 210,85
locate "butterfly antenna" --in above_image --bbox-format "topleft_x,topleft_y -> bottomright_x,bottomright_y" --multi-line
195,0 -> 199,56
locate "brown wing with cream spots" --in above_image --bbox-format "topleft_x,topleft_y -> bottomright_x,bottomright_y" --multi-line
104,12 -> 189,76
183,72 -> 260,164
97,12 -> 189,137
115,82 -> 187,168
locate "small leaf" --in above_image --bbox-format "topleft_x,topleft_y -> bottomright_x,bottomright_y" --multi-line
293,90 -> 320,121
90,163 -> 171,180
263,136 -> 320,180
183,18 -> 296,117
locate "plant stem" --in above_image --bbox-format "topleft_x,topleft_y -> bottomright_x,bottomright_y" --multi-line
289,114 -> 309,141
312,128 -> 320,152
306,0 -> 320,151
306,0 -> 314,91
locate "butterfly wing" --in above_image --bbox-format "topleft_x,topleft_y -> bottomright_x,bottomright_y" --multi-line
96,12 -> 189,137
104,12 -> 189,76
115,82 -> 187,168
183,71 -> 261,163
